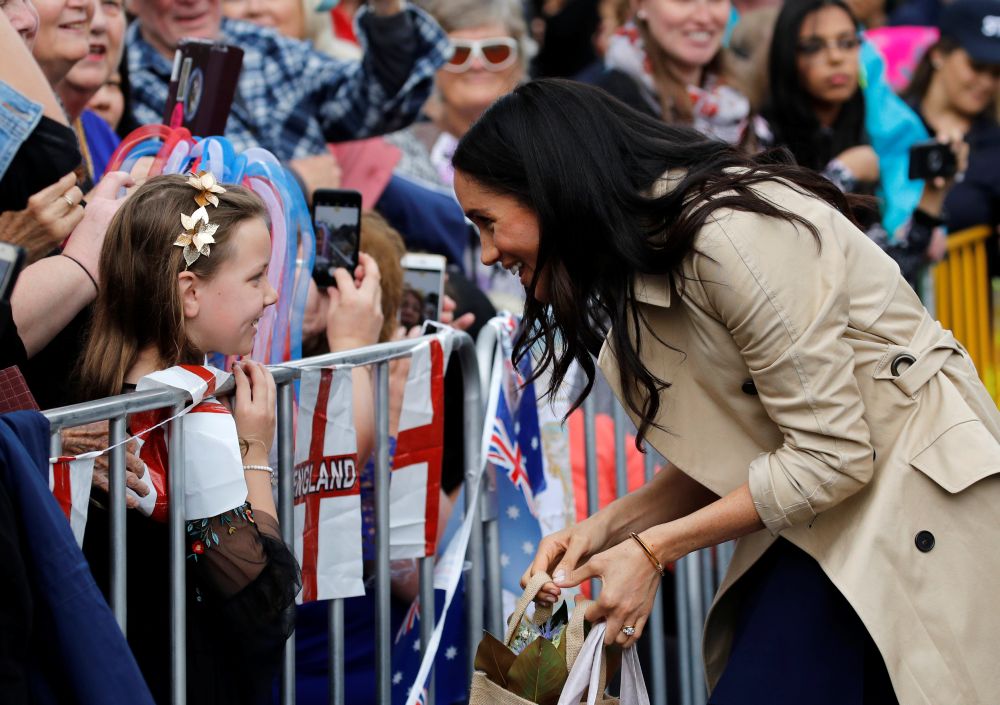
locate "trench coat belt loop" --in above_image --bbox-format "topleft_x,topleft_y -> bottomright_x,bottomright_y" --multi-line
890,331 -> 962,397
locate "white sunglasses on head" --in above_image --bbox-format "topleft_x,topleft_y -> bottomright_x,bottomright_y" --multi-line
444,37 -> 519,73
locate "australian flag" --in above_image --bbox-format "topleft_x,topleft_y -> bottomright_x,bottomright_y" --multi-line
489,346 -> 547,595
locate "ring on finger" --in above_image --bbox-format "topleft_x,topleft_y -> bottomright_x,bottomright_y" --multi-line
62,193 -> 76,207
621,625 -> 636,637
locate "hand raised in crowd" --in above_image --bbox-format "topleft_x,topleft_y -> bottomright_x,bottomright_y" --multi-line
232,359 -> 277,460
62,171 -> 135,284
438,293 -> 475,332
290,153 -> 341,205
0,172 -> 85,262
62,421 -> 149,509
326,251 -> 384,352
834,145 -> 880,184
917,131 -> 969,263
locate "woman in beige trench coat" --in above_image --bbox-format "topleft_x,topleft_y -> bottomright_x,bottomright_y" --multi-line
453,79 -> 1000,705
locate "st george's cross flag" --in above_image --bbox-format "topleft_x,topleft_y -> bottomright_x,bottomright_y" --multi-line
389,338 -> 448,560
293,366 -> 364,602
128,365 -> 247,521
48,455 -> 96,547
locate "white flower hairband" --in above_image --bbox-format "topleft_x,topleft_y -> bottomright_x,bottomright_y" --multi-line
174,171 -> 227,268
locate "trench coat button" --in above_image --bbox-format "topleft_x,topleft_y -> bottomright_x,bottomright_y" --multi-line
915,530 -> 935,552
741,379 -> 758,395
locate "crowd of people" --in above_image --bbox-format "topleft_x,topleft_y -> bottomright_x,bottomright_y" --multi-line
2,0 -> 1000,702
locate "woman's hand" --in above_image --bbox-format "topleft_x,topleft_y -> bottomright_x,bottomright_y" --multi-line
326,251 -> 384,352
438,294 -> 475,332
62,171 -> 133,282
834,145 -> 880,184
62,421 -> 149,509
0,172 -> 85,262
232,360 -> 276,458
568,538 -> 665,648
520,514 -> 613,605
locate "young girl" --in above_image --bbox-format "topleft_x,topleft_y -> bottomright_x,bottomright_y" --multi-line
79,173 -> 299,705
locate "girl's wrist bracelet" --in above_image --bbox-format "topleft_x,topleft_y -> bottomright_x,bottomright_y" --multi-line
630,531 -> 665,576
243,464 -> 274,476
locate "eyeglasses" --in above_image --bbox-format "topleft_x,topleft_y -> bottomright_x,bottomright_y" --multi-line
796,35 -> 862,57
444,37 -> 519,73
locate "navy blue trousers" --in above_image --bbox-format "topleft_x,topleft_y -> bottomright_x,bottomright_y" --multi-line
708,539 -> 898,705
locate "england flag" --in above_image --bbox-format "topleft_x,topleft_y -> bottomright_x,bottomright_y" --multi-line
389,338 -> 448,560
293,366 -> 364,602
129,365 -> 247,521
48,455 -> 95,547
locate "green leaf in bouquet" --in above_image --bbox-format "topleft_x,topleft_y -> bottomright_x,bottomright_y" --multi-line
474,631 -> 517,687
556,626 -> 567,663
506,636 -> 569,705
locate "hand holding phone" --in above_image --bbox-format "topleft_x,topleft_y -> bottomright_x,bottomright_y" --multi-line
312,189 -> 362,288
908,139 -> 959,181
400,253 -> 446,329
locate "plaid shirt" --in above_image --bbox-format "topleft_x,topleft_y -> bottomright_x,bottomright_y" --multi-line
125,5 -> 448,161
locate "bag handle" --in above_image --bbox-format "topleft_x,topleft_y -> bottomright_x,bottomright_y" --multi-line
504,571 -> 552,646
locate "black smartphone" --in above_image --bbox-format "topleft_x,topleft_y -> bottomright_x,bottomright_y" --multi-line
908,140 -> 958,181
0,242 -> 25,304
163,39 -> 244,136
312,189 -> 362,288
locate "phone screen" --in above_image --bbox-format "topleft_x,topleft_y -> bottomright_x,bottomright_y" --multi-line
312,197 -> 361,287
400,267 -> 444,328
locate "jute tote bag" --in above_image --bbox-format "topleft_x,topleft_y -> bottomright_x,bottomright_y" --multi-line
468,572 -> 618,705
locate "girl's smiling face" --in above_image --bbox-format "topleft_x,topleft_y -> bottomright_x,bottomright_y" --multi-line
181,217 -> 278,356
453,170 -> 548,302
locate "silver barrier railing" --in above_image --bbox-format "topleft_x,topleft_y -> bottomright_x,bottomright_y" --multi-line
43,331 -> 491,705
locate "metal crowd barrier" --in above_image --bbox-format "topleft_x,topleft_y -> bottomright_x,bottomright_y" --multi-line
43,331 -> 491,705
932,224 -> 999,403
474,317 -> 732,705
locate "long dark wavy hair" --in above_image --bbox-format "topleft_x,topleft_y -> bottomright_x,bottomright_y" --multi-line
452,79 -> 863,447
762,0 -> 866,172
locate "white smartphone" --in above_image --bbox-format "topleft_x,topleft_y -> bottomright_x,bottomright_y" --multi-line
400,253 -> 446,329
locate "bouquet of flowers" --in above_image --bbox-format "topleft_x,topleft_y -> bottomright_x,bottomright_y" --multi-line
469,572 -> 620,705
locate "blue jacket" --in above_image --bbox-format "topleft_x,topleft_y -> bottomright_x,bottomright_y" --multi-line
0,411 -> 154,705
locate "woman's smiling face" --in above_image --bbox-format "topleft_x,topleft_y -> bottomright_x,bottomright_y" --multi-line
454,170 -> 548,302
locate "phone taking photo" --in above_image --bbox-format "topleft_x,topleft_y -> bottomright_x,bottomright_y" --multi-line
163,39 -> 244,136
0,242 -> 25,304
312,189 -> 362,288
908,140 -> 958,181
400,253 -> 446,329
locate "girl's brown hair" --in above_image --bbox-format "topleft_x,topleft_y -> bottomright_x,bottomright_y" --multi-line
79,174 -> 267,399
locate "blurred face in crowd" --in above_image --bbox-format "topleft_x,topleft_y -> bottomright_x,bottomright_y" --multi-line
931,46 -> 1000,118
133,0 -> 223,58
2,0 -> 40,47
221,0 -> 304,39
454,170 -> 549,303
637,0 -> 731,76
795,5 -> 860,108
31,0 -> 95,83
64,0 -> 125,95
86,69 -> 124,127
437,23 -> 523,134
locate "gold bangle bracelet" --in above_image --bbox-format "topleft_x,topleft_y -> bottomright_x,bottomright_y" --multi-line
629,532 -> 665,576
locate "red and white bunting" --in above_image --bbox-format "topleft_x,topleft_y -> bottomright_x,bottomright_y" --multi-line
293,367 -> 364,603
389,338 -> 447,560
49,455 -> 96,547
130,365 -> 247,521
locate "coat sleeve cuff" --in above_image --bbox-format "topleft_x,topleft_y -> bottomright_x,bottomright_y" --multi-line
747,452 -> 817,535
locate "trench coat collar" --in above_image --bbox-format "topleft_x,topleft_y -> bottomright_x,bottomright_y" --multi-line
632,168 -> 687,309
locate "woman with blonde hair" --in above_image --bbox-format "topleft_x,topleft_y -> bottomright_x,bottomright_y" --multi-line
596,0 -> 753,146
